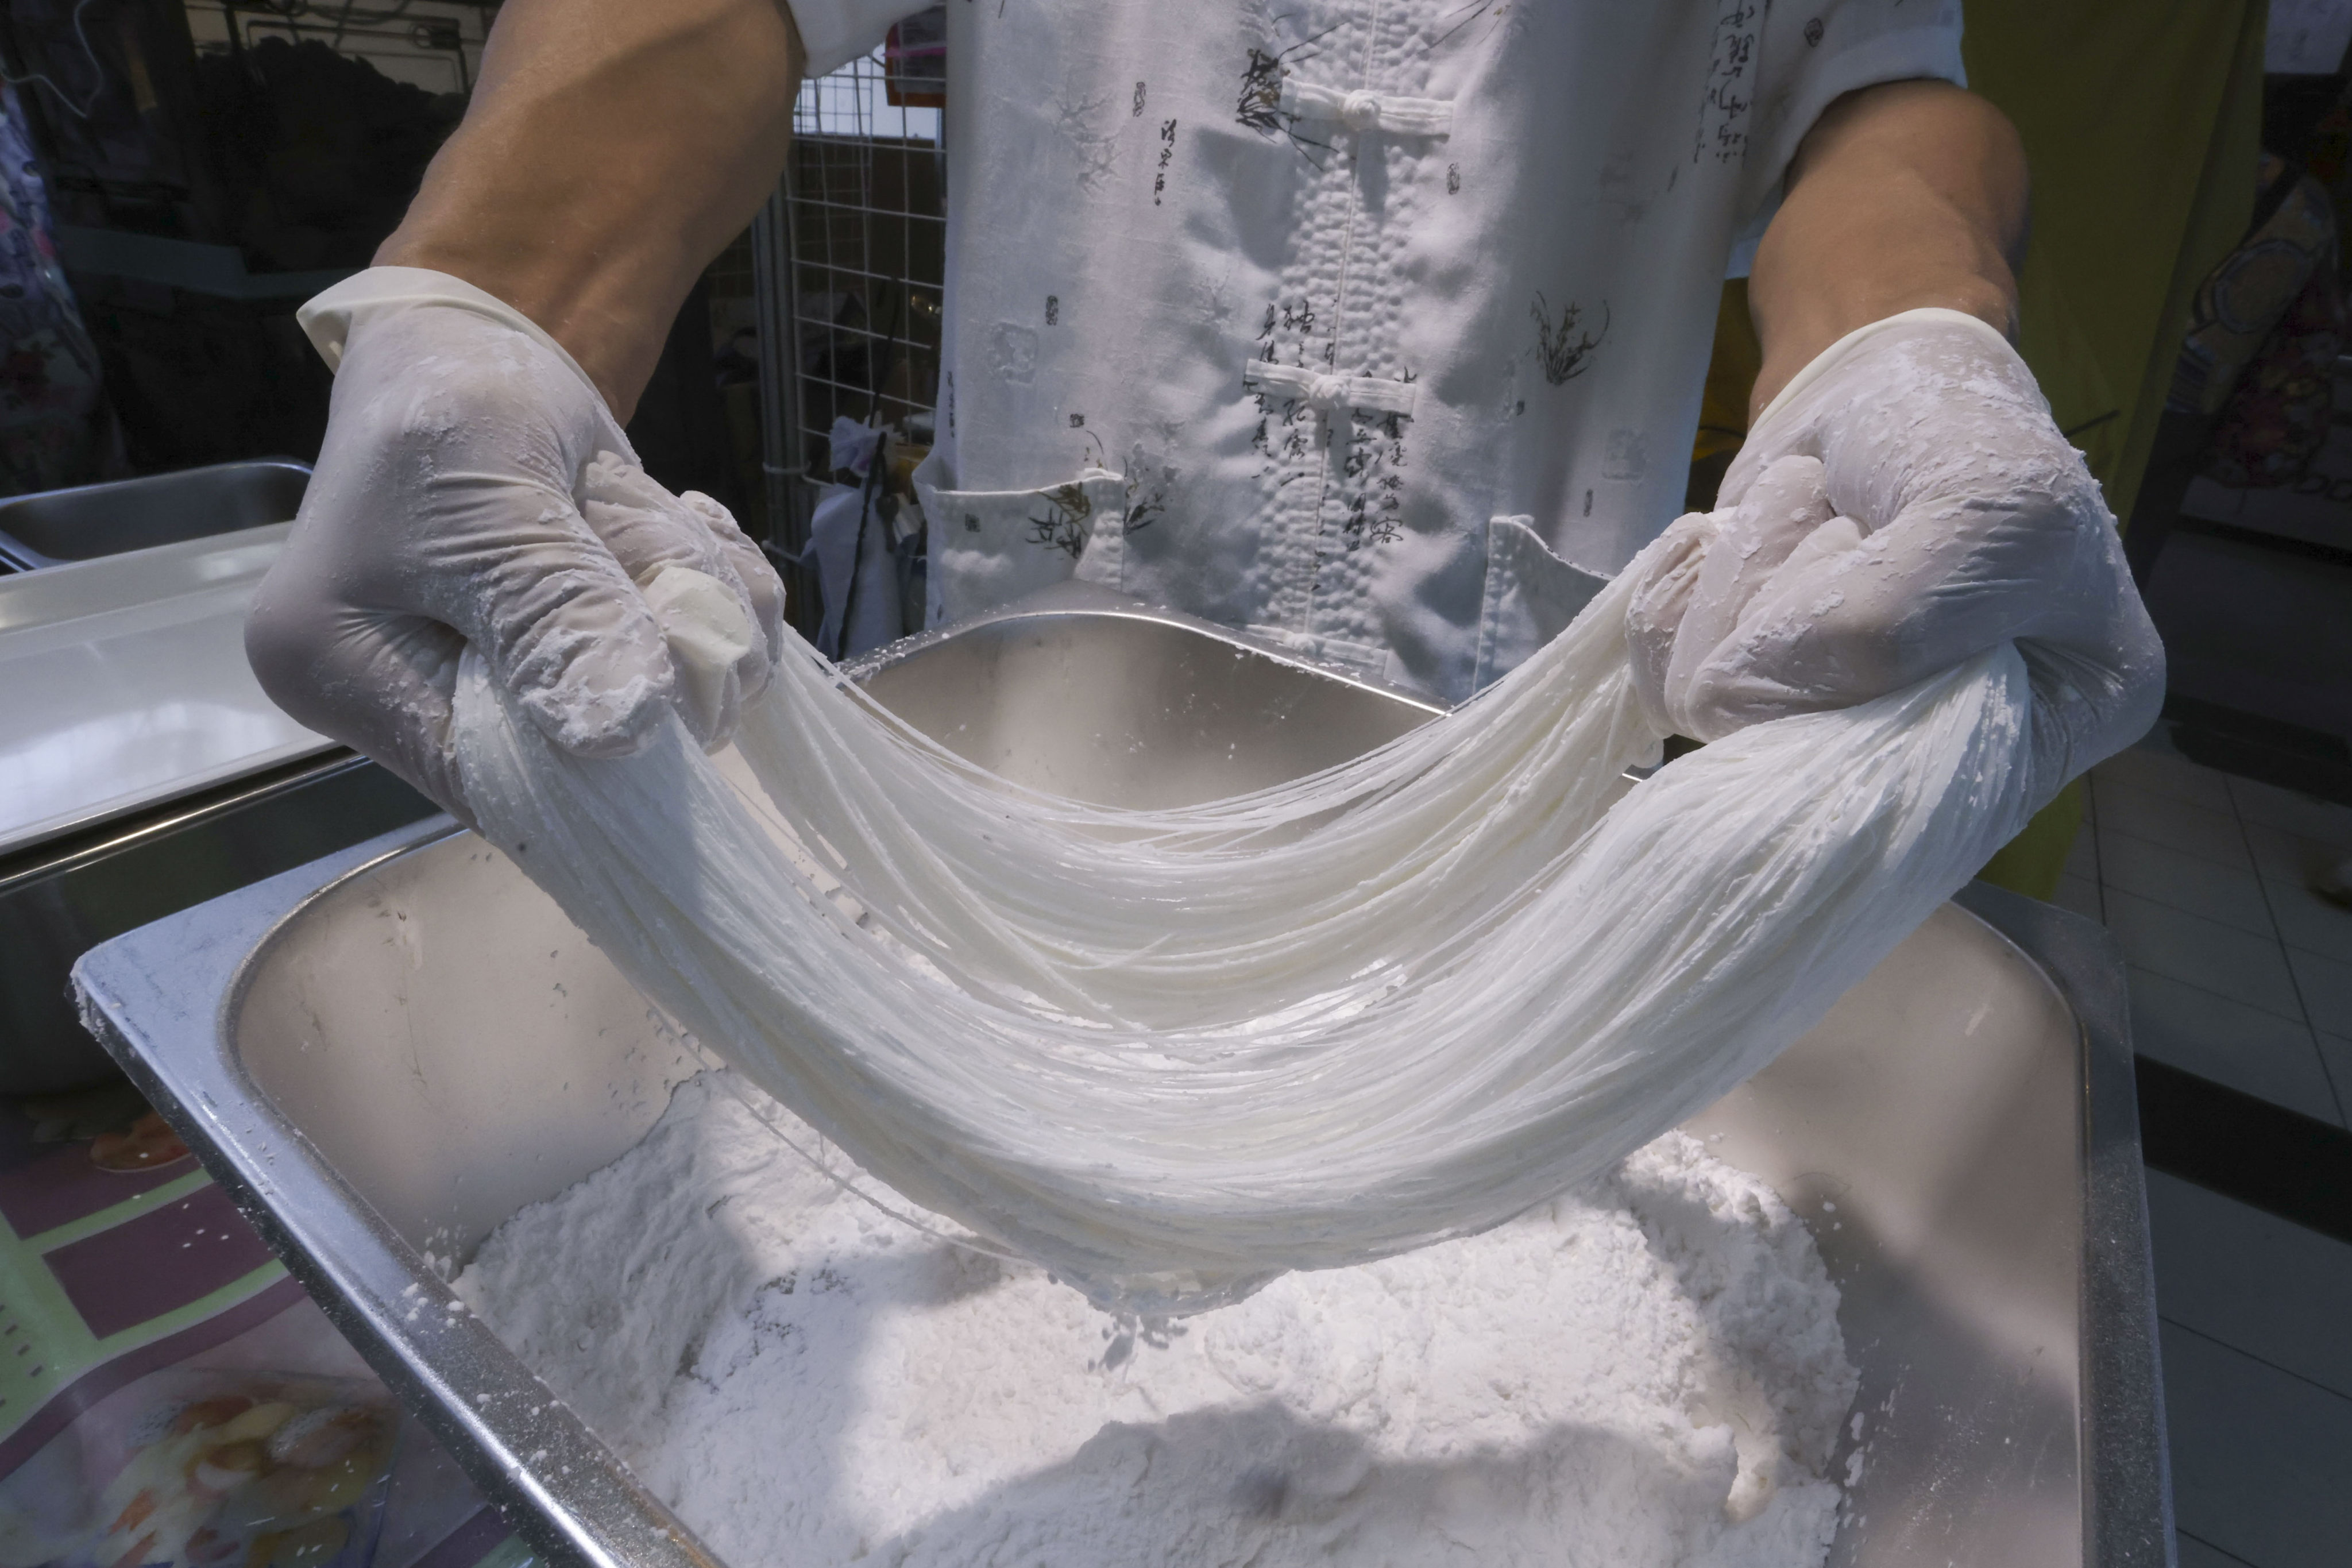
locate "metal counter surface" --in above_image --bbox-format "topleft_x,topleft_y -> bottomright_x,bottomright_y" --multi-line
73,591 -> 2170,1568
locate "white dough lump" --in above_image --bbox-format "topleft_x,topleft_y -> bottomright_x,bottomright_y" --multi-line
451,555 -> 2048,1315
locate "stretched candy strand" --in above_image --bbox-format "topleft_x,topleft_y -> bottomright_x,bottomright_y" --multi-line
454,553 -> 2039,1315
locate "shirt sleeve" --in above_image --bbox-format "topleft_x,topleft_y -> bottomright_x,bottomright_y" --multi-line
1731,0 -> 1968,248
786,0 -> 933,80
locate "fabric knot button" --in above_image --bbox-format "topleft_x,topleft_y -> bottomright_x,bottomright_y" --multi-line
1277,80 -> 1453,138
1243,359 -> 1419,418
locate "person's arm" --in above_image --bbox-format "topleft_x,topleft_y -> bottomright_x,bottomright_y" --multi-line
1747,79 -> 2028,417
1626,76 -> 2161,807
246,0 -> 810,816
379,0 -> 806,417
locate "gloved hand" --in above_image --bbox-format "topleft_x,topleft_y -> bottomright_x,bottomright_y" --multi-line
1626,307 -> 2164,797
246,268 -> 785,820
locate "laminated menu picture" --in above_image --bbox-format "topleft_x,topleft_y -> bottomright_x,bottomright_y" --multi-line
16,1370 -> 398,1568
0,1086 -> 501,1568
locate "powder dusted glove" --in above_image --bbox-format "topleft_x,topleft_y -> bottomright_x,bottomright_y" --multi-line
1625,307 -> 2164,800
246,268 -> 784,820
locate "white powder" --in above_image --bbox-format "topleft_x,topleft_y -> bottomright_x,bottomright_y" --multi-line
456,1075 -> 1857,1568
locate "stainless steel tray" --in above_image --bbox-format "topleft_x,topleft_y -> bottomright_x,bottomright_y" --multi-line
74,589 -> 2171,1568
0,459 -> 310,569
0,521 -> 333,859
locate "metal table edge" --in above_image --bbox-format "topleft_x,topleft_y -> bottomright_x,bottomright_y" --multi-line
1955,880 -> 2174,1568
71,818 -> 723,1568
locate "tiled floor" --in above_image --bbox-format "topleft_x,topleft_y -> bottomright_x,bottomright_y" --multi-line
2053,740 -> 2352,1125
2148,1172 -> 2352,1568
2049,739 -> 2352,1568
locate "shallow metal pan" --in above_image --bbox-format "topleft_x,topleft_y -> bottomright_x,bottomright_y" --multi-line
74,590 -> 2169,1567
0,459 -> 310,570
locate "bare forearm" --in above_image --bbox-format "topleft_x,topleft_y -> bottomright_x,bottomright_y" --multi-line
1748,80 -> 2027,418
378,0 -> 804,418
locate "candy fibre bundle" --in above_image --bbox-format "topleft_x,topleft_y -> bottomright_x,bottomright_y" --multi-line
452,556 -> 2042,1314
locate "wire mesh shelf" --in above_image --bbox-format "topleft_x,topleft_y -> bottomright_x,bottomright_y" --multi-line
747,36 -> 947,640
787,44 -> 946,477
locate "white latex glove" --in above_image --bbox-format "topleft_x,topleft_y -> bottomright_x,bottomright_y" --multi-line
1626,307 -> 2164,800
247,268 -> 784,820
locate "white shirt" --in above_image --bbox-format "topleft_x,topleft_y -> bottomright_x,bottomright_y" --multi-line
791,0 -> 1964,700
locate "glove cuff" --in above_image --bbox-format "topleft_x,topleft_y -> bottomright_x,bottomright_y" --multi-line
1752,306 -> 2014,432
297,266 -> 608,414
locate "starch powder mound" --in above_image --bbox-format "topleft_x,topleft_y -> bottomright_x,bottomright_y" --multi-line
455,1075 -> 1858,1568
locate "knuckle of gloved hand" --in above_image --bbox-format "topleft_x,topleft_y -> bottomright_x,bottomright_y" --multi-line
580,451 -> 692,522
1674,662 -> 1782,743
1690,599 -> 1896,728
679,489 -> 752,543
577,454 -> 657,517
514,626 -> 676,756
657,488 -> 784,669
1744,453 -> 1830,508
579,453 -> 735,577
1643,509 -> 1717,578
1717,414 -> 1824,498
1623,517 -> 1713,646
493,569 -> 677,756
